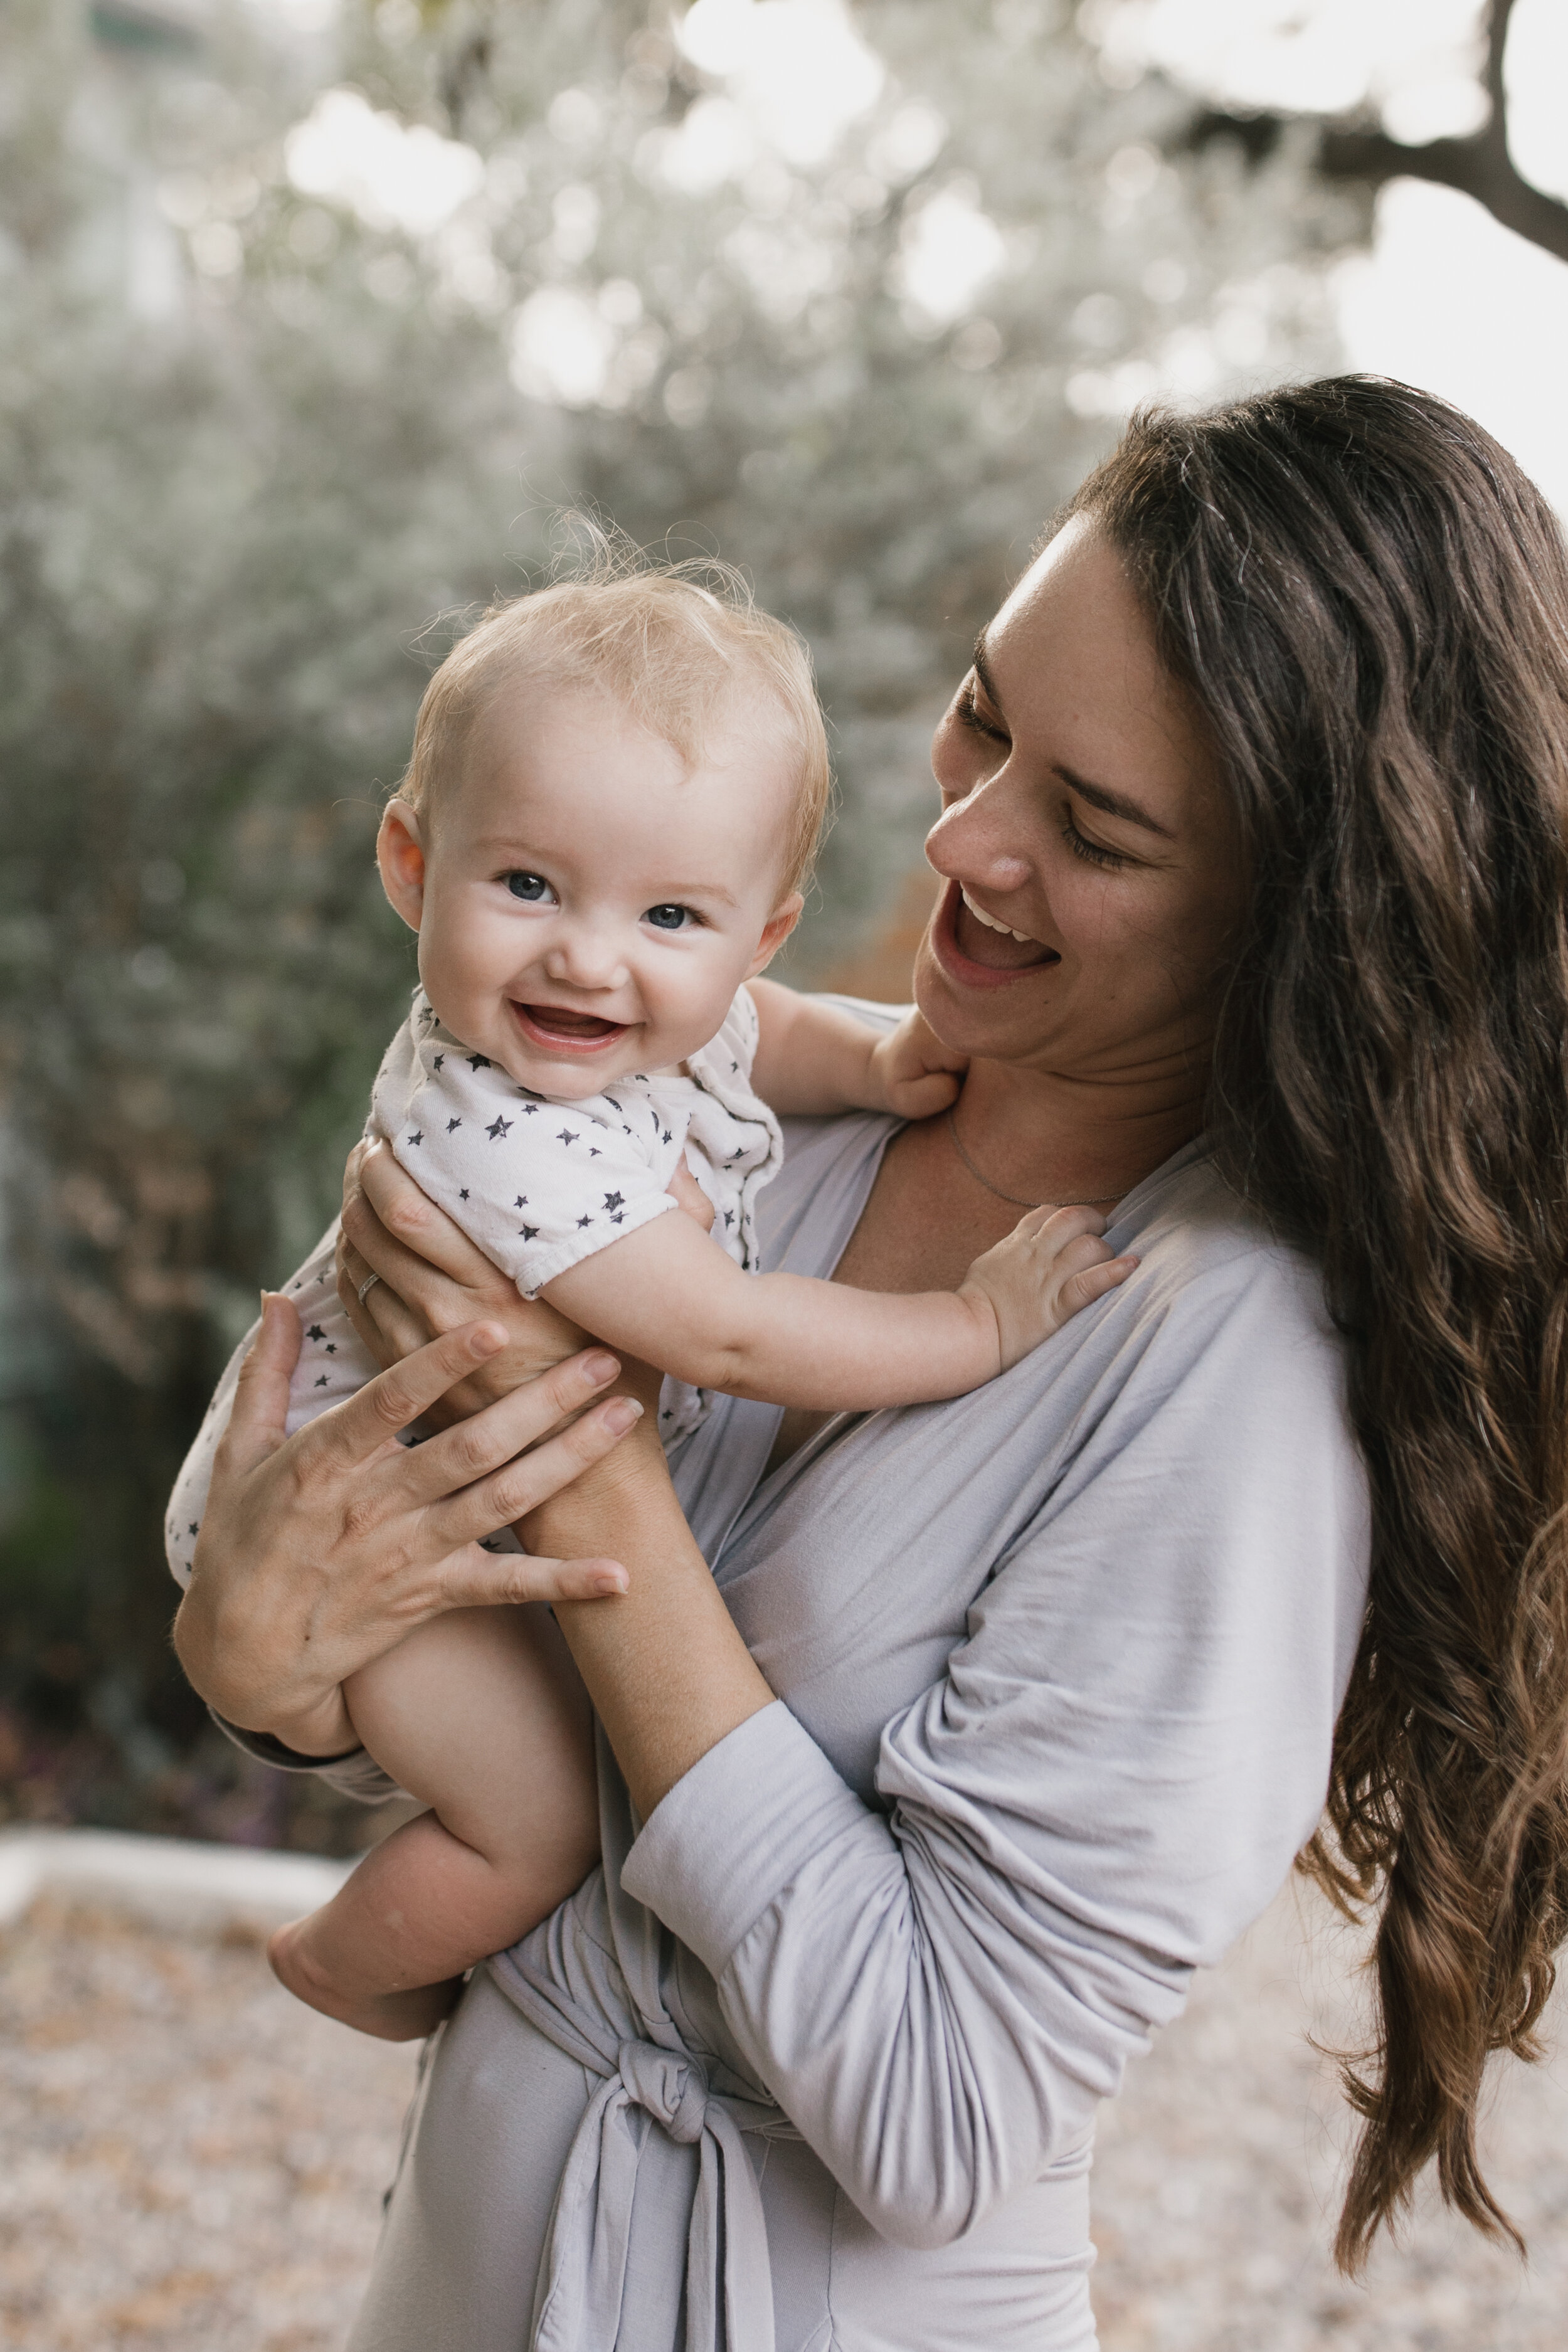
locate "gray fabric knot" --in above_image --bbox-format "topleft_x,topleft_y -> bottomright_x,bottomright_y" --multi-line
618,2040 -> 709,2144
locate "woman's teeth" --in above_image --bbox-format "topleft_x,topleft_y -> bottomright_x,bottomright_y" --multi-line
960,887 -> 1037,945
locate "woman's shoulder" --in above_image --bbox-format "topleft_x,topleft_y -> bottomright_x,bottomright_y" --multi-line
1110,1142 -> 1334,1350
1037,1142 -> 1350,1503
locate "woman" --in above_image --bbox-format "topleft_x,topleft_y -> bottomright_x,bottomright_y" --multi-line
175,379 -> 1568,2348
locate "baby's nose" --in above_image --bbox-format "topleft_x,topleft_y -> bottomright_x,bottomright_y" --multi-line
546,930 -> 630,990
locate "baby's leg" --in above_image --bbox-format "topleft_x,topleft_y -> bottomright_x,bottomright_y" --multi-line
268,1604 -> 598,2040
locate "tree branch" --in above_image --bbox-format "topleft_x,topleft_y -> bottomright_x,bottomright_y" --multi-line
1182,0 -> 1568,269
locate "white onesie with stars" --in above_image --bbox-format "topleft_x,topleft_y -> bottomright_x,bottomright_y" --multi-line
164,983 -> 781,1592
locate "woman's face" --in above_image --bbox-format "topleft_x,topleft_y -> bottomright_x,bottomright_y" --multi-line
916,514 -> 1246,1083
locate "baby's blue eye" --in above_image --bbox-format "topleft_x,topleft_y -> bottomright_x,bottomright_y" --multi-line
506,872 -> 553,903
645,903 -> 691,931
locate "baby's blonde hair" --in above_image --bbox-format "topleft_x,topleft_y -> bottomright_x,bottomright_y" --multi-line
400,548 -> 831,896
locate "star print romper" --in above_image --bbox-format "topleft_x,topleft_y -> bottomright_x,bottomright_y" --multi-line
164,983 -> 782,1591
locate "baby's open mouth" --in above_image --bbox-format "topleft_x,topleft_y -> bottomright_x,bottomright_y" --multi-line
511,1002 -> 628,1051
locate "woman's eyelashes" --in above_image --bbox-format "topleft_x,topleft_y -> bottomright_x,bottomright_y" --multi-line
957,681 -> 1009,745
503,871 -> 557,904
1061,812 -> 1131,871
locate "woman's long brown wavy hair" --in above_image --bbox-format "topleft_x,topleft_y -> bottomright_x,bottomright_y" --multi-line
1070,378 -> 1568,2270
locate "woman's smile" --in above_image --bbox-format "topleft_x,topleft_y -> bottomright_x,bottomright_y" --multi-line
933,877 -> 1060,987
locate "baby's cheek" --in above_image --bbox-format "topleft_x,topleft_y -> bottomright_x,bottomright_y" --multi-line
641,943 -> 751,1063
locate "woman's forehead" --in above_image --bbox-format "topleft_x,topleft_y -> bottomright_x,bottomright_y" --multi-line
982,516 -> 1227,839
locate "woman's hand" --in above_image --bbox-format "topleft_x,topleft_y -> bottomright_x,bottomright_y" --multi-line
336,1138 -> 704,1421
172,1295 -> 641,1756
337,1140 -> 591,1419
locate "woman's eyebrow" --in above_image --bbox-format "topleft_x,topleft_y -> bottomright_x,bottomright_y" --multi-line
1056,768 -> 1174,840
974,628 -> 1173,842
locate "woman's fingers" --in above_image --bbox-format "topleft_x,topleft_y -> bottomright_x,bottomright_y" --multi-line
339,1179 -> 479,1333
403,1347 -> 625,1510
305,1318 -> 516,1470
337,1237 -> 428,1368
426,1392 -> 643,1550
217,1294 -> 303,1476
356,1137 -> 501,1286
431,1540 -> 630,1611
665,1159 -> 717,1234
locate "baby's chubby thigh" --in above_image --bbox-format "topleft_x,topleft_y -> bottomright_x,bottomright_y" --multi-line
343,1602 -> 598,1878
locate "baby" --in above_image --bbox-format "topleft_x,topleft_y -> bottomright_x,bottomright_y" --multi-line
167,566 -> 1133,2039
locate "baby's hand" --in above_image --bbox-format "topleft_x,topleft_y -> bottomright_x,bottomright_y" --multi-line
867,1009 -> 968,1120
960,1205 -> 1136,1371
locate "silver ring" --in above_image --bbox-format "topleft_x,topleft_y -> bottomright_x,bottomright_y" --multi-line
356,1271 -> 381,1306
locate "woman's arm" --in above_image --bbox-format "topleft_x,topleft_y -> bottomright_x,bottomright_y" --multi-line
527,1421 -> 774,1814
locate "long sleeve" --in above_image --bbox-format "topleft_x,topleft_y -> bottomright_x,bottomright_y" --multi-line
621,1241 -> 1369,2248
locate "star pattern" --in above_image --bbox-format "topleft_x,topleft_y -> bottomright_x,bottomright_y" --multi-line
361,995 -> 780,1458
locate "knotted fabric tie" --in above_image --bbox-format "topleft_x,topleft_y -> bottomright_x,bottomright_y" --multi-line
489,1951 -> 780,2352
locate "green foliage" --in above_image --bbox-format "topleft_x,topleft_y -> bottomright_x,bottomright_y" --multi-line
0,0 -> 1353,1821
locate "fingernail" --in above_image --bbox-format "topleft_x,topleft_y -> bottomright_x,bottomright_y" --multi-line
591,1568 -> 629,1594
470,1323 -> 507,1357
602,1397 -> 643,1434
583,1351 -> 620,1386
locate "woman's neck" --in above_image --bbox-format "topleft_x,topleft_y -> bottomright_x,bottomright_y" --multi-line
950,1051 -> 1209,1205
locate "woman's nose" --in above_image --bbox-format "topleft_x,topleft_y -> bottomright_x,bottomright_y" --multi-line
925,787 -> 1032,894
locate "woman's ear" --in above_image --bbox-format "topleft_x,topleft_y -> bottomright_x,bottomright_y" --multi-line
378,800 -> 427,931
747,892 -> 805,977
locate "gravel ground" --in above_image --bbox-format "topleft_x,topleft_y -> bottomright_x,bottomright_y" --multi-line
4,1881 -> 1566,2350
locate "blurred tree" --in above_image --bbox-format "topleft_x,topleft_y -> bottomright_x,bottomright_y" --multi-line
1179,0 -> 1568,265
0,0 -> 1347,1827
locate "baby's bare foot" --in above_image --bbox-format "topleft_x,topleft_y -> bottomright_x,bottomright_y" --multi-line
267,1917 -> 462,2042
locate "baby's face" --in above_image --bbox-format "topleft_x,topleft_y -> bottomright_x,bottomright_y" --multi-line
378,686 -> 803,1099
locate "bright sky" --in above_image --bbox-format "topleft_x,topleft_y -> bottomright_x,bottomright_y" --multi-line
260,0 -> 1568,507
1110,0 -> 1568,511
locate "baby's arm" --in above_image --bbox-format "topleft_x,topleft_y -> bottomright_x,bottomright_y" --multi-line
748,976 -> 967,1121
545,1198 -> 1135,1410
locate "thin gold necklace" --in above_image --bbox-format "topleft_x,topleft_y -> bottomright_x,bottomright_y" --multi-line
943,1107 -> 1130,1210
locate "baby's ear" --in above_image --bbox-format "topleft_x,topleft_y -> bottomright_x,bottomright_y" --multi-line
377,800 -> 426,931
748,892 -> 805,976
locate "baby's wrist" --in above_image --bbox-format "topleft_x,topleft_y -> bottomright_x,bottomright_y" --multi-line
953,1278 -> 1007,1377
859,1033 -> 897,1113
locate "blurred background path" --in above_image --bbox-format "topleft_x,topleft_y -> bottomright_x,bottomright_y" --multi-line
6,1876 -> 1567,2351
